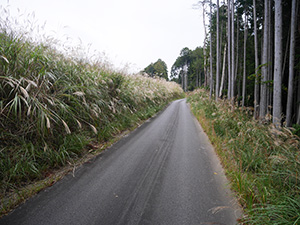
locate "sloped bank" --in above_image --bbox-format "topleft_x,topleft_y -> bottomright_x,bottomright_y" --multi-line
0,26 -> 184,215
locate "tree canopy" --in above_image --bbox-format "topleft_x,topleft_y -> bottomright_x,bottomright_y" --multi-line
143,59 -> 168,80
170,47 -> 204,91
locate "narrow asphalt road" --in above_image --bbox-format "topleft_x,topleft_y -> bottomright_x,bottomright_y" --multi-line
0,99 -> 241,225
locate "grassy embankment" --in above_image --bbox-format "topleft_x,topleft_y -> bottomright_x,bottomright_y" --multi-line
188,89 -> 300,225
0,19 -> 184,215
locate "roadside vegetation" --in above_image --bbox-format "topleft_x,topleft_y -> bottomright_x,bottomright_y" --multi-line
188,89 -> 300,224
0,13 -> 184,216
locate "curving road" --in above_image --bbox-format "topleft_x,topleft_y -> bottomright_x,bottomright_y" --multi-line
0,99 -> 241,225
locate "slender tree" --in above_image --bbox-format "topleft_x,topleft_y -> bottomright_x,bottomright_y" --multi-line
202,1 -> 208,87
286,0 -> 297,127
273,0 -> 282,127
234,15 -> 239,85
219,3 -> 224,88
242,13 -> 248,108
184,62 -> 188,92
267,0 -> 273,115
227,0 -> 231,100
181,69 -> 184,90
216,0 -> 220,101
231,0 -> 235,104
253,0 -> 259,119
260,0 -> 269,121
209,0 -> 213,99
296,72 -> 300,125
219,43 -> 227,97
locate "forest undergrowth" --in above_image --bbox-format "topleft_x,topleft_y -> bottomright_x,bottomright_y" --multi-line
188,89 -> 300,225
0,12 -> 184,216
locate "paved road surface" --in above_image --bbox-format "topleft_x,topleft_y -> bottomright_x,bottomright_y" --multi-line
0,99 -> 241,225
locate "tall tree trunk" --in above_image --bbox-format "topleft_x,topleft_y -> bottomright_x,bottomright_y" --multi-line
235,18 -> 239,84
202,1 -> 208,87
219,16 -> 224,96
237,67 -> 241,106
286,0 -> 297,127
181,69 -> 184,90
260,0 -> 269,121
216,0 -> 220,101
253,0 -> 260,119
196,69 -> 198,88
219,12 -> 224,74
220,43 -> 227,97
199,70 -> 202,87
267,0 -> 273,116
185,63 -> 188,92
209,0 -> 213,99
297,74 -> 300,124
231,0 -> 235,105
282,24 -> 290,79
242,14 -> 248,108
227,0 -> 231,100
273,0 -> 282,127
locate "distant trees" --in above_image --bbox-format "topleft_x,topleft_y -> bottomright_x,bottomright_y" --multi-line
143,59 -> 168,80
170,47 -> 204,91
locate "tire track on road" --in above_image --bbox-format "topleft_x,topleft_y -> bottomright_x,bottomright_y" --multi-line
117,101 -> 181,225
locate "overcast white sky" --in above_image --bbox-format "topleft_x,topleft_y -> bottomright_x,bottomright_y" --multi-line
4,0 -> 205,74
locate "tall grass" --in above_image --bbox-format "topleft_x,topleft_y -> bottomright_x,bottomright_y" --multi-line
188,89 -> 300,224
0,8 -> 184,214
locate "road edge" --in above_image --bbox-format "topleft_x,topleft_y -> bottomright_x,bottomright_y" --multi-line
187,102 -> 243,223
